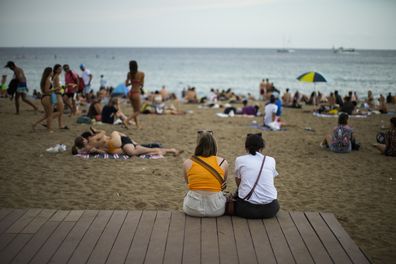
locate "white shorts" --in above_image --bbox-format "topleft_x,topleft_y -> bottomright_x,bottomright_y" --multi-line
183,190 -> 226,217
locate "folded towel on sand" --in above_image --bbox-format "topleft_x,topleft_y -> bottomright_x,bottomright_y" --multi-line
75,153 -> 164,159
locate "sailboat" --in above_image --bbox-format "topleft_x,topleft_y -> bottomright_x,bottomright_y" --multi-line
277,37 -> 295,53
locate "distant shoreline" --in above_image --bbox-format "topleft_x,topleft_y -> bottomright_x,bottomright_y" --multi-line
1,47 -> 396,51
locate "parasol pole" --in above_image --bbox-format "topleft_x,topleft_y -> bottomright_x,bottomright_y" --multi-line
314,83 -> 317,106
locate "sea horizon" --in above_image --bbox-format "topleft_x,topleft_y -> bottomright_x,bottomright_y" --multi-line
1,47 -> 395,99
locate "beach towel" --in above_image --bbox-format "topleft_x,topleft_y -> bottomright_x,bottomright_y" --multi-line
249,123 -> 287,131
74,153 -> 164,160
313,112 -> 369,118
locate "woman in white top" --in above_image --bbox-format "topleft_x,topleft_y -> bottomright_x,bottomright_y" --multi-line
264,95 -> 281,130
234,133 -> 280,219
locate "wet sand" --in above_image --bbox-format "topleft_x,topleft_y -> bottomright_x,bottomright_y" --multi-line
0,98 -> 395,263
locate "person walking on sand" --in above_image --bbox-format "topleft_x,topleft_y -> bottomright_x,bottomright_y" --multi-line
4,61 -> 38,114
63,64 -> 79,115
53,64 -> 68,129
126,60 -> 145,128
32,67 -> 59,132
80,64 -> 93,97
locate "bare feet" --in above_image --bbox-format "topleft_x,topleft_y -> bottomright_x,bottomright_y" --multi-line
173,149 -> 184,157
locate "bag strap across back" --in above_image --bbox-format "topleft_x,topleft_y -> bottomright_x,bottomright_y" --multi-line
191,156 -> 224,185
242,155 -> 266,201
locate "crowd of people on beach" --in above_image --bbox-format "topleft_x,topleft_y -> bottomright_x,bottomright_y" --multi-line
1,59 -> 395,220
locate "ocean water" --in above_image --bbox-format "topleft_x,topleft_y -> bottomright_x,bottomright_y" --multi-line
0,47 -> 395,99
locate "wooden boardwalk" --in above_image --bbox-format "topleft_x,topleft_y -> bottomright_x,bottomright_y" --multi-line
0,208 -> 370,264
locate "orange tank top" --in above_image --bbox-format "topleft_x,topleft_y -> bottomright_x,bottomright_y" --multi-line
187,156 -> 224,192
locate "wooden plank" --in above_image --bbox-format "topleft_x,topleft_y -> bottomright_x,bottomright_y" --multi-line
201,218 -> 219,264
163,211 -> 185,264
64,210 -> 84,222
0,233 -> 16,251
48,210 -> 98,264
29,221 -> 76,264
11,220 -> 60,264
277,211 -> 314,264
182,216 -> 201,264
247,219 -> 277,264
67,210 -> 113,264
87,210 -> 127,264
144,211 -> 171,264
49,210 -> 70,222
264,216 -> 295,264
6,209 -> 42,234
0,234 -> 32,264
232,217 -> 257,264
21,209 -> 55,234
217,216 -> 238,264
105,211 -> 142,264
290,212 -> 333,264
125,210 -> 157,264
305,212 -> 352,264
321,213 -> 370,264
0,210 -> 27,234
0,209 -> 13,221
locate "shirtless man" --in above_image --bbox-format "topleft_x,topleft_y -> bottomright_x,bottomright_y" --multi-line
259,79 -> 266,100
72,127 -> 181,157
5,61 -> 38,114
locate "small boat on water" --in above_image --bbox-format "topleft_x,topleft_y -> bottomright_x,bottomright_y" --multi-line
276,48 -> 295,53
333,46 -> 357,54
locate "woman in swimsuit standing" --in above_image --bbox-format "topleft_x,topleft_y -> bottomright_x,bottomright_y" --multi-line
53,64 -> 67,129
32,67 -> 57,132
125,60 -> 144,128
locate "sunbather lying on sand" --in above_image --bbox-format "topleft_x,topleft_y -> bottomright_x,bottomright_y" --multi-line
72,127 -> 182,157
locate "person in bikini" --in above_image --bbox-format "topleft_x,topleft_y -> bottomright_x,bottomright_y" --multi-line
125,60 -> 145,128
53,64 -> 68,129
32,67 -> 56,132
72,127 -> 181,157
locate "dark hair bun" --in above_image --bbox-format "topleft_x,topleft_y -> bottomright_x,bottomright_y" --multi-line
245,133 -> 265,155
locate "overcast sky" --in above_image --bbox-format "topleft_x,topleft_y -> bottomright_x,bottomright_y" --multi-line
0,0 -> 395,49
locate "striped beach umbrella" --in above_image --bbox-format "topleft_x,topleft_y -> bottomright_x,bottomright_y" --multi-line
296,71 -> 327,83
297,71 -> 327,105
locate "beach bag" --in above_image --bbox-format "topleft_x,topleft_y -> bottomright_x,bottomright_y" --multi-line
50,93 -> 57,105
376,132 -> 386,144
224,192 -> 237,216
332,126 -> 352,152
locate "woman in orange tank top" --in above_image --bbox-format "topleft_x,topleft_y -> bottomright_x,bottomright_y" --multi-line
183,130 -> 228,217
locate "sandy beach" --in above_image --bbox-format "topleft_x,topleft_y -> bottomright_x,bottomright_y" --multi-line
0,98 -> 395,263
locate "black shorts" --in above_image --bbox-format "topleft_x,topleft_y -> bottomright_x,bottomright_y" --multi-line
65,92 -> 75,98
235,198 -> 279,219
121,136 -> 136,148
